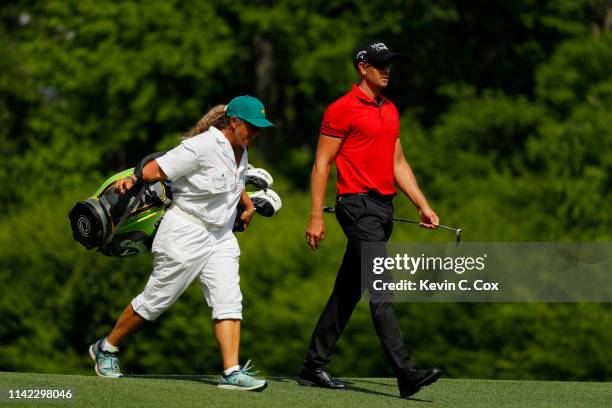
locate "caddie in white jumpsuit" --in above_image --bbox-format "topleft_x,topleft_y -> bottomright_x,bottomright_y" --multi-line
133,124 -> 246,323
89,95 -> 274,391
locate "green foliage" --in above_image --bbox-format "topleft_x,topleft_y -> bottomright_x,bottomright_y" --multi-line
2,0 -> 239,204
1,0 -> 611,382
530,33 -> 612,238
536,33 -> 612,114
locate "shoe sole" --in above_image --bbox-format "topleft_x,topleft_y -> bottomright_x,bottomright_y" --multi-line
401,369 -> 442,398
89,345 -> 122,379
217,382 -> 268,391
297,377 -> 317,386
418,370 -> 442,388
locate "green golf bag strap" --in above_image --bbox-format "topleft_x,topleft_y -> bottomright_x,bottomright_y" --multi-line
134,151 -> 167,181
113,149 -> 167,239
98,183 -> 147,253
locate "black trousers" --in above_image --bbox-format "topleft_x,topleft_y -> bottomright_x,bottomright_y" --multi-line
304,195 -> 414,379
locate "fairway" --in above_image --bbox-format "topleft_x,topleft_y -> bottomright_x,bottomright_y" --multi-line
0,372 -> 610,407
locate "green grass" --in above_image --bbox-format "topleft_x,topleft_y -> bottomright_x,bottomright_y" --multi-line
0,372 -> 610,407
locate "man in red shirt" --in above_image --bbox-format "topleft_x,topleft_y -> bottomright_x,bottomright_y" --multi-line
298,40 -> 442,398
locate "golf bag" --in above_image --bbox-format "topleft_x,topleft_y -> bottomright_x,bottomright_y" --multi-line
69,154 -> 282,257
69,166 -> 172,258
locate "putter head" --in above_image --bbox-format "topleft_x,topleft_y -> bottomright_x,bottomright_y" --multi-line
455,229 -> 462,244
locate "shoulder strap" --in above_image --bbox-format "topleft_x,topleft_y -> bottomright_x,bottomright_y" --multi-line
134,151 -> 167,180
98,183 -> 148,252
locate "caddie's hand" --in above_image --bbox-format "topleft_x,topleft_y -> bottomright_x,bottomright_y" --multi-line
115,175 -> 136,194
306,214 -> 326,251
419,206 -> 439,229
240,206 -> 255,230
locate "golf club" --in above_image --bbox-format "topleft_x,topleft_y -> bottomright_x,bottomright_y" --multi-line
323,206 -> 463,244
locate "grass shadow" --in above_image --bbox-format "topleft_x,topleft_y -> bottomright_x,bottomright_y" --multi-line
125,375 -> 433,402
267,376 -> 297,383
125,374 -> 218,386
344,383 -> 432,402
345,378 -> 396,387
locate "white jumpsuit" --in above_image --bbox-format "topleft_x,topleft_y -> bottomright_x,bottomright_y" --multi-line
131,126 -> 247,321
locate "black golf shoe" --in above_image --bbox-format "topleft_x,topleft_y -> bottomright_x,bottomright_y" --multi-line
297,365 -> 346,389
398,367 -> 442,398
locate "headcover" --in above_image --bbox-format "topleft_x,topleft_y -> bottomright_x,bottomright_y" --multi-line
249,189 -> 282,217
246,165 -> 273,190
233,188 -> 282,231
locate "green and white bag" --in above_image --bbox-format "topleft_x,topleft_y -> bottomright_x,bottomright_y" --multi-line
69,167 -> 172,257
69,154 -> 282,257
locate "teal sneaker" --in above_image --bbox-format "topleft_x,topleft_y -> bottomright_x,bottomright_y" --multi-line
217,360 -> 267,391
88,338 -> 122,378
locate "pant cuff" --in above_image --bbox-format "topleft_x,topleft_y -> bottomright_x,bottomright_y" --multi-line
131,295 -> 158,321
212,306 -> 242,320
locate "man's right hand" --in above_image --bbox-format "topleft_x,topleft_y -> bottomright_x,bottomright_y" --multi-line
306,215 -> 326,251
307,134 -> 341,251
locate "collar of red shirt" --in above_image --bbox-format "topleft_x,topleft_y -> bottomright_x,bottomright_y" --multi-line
351,84 -> 387,106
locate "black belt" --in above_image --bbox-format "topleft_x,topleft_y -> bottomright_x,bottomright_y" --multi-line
336,192 -> 395,203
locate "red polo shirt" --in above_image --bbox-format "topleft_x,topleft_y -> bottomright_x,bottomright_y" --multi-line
320,84 -> 400,195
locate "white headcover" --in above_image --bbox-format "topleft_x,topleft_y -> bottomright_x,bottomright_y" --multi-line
248,189 -> 282,217
246,166 -> 274,190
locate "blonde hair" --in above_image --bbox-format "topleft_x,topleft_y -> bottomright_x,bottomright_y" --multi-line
184,104 -> 231,138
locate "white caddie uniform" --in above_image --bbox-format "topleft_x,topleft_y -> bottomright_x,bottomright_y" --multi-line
131,126 -> 247,321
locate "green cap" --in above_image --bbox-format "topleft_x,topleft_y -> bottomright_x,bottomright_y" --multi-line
226,95 -> 275,128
